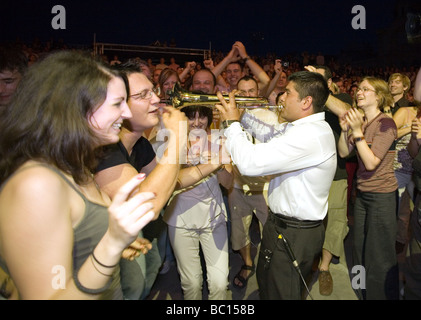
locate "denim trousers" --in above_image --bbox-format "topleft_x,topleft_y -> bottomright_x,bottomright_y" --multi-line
352,190 -> 399,300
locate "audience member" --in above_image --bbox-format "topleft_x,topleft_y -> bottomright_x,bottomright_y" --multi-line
0,51 -> 156,299
212,42 -> 270,93
216,71 -> 336,300
266,60 -> 288,105
163,105 -> 233,300
0,45 -> 28,112
305,65 -> 352,296
158,68 -> 180,101
404,66 -> 421,300
156,57 -> 168,70
110,55 -> 121,66
94,61 -> 188,299
390,75 -> 418,254
168,57 -> 180,71
338,77 -> 399,300
386,73 -> 414,115
152,68 -> 163,87
229,76 -> 278,290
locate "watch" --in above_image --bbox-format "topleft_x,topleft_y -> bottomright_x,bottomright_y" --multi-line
222,120 -> 239,129
354,136 -> 365,143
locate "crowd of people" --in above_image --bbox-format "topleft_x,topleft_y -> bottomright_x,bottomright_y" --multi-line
0,39 -> 420,301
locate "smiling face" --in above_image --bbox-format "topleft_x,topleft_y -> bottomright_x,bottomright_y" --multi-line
127,72 -> 161,131
88,76 -> 132,146
188,111 -> 209,131
355,80 -> 378,109
388,76 -> 407,97
162,74 -> 178,98
191,69 -> 215,94
226,63 -> 244,88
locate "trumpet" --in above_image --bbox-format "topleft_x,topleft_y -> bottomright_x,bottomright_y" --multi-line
165,82 -> 284,111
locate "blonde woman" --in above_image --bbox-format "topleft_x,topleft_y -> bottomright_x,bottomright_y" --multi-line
338,77 -> 398,300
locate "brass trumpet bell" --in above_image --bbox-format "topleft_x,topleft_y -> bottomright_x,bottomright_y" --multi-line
167,82 -> 282,110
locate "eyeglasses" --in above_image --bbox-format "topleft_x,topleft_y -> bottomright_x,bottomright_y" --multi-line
129,87 -> 160,100
357,87 -> 375,94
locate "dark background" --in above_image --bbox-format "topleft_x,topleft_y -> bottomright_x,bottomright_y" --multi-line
1,0 -> 420,66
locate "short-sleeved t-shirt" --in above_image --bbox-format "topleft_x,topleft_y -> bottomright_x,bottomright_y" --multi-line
97,137 -> 155,172
354,112 -> 398,193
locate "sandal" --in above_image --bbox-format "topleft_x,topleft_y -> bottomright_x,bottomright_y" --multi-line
232,264 -> 255,289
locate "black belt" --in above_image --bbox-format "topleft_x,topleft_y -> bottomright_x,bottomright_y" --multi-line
269,211 -> 322,229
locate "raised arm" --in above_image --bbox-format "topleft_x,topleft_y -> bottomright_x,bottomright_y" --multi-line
263,59 -> 282,98
234,41 -> 270,93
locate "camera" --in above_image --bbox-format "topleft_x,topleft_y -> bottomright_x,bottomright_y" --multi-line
406,12 -> 421,44
281,61 -> 290,68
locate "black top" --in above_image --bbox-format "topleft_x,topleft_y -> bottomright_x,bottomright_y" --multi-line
324,92 -> 353,181
97,137 -> 155,172
392,96 -> 416,115
96,137 -> 160,240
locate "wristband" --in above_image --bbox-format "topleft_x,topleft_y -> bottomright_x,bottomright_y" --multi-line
354,136 -> 365,143
222,120 -> 239,129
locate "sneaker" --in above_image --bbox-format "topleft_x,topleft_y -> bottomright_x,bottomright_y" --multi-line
318,270 -> 333,296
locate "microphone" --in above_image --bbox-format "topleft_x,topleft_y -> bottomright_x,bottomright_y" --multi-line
278,234 -> 299,269
278,234 -> 314,300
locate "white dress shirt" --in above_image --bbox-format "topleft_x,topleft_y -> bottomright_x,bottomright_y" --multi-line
224,111 -> 337,221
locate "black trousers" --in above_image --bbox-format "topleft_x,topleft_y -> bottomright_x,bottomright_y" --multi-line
256,215 -> 325,300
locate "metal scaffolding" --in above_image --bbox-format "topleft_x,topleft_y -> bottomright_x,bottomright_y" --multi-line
93,41 -> 211,60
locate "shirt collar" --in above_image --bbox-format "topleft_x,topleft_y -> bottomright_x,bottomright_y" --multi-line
289,112 -> 326,126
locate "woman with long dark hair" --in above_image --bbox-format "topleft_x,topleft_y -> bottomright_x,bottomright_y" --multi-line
0,51 -> 155,299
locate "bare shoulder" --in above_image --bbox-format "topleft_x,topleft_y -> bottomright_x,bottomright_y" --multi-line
2,164 -> 68,197
0,163 -> 72,221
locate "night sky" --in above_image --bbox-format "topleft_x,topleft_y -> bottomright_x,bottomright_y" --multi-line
0,0 -> 410,56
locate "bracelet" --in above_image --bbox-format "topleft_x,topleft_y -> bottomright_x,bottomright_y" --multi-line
195,165 -> 204,179
73,269 -> 112,295
91,255 -> 113,277
354,136 -> 365,143
243,56 -> 250,62
176,178 -> 184,189
222,120 -> 239,129
92,251 -> 118,269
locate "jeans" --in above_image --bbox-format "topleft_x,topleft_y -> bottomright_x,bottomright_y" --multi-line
352,190 -> 399,300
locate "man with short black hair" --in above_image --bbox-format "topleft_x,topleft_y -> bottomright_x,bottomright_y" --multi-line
216,71 -> 336,299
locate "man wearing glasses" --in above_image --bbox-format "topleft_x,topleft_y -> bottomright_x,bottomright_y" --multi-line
95,60 -> 187,300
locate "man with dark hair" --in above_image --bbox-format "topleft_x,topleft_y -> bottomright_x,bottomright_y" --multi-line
212,41 -> 270,92
0,45 -> 28,110
216,71 -> 336,299
95,60 -> 187,299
